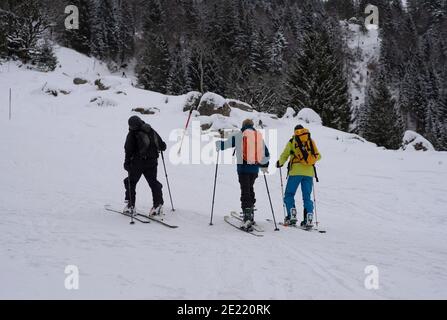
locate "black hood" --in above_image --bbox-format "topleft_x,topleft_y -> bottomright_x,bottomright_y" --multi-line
128,116 -> 144,131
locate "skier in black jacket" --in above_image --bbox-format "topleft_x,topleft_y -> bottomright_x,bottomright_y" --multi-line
123,116 -> 167,216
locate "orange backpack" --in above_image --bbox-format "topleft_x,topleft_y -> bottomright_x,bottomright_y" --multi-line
242,129 -> 265,165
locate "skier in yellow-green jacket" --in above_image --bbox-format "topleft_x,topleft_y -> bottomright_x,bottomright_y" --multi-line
276,125 -> 321,227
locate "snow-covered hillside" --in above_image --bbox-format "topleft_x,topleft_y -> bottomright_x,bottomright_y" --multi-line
1,48 -> 447,299
346,23 -> 380,129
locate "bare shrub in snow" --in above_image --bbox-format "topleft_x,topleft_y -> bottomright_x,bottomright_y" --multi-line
132,107 -> 160,115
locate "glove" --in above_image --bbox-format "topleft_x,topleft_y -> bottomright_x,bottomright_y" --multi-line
261,167 -> 269,174
276,161 -> 283,168
124,162 -> 131,172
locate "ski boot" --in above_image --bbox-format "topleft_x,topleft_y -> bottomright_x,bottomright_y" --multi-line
123,202 -> 135,215
300,210 -> 314,229
240,208 -> 255,232
149,205 -> 164,216
290,208 -> 298,226
306,213 -> 314,228
283,216 -> 292,226
300,208 -> 308,227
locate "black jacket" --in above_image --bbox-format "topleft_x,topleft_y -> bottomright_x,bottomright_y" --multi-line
124,124 -> 167,167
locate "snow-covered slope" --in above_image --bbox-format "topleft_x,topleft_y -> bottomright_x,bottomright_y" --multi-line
1,47 -> 447,299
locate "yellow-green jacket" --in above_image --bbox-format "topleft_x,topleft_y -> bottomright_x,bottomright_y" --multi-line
278,139 -> 322,177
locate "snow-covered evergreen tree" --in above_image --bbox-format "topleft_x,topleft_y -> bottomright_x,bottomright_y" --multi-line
136,34 -> 170,93
143,0 -> 165,35
361,68 -> 404,150
32,40 -> 58,72
167,43 -> 189,95
285,29 -> 351,131
268,29 -> 287,74
0,22 -> 6,58
325,0 -> 356,20
250,29 -> 269,74
90,0 -> 111,61
115,0 -> 135,65
398,51 -> 427,133
1,0 -> 51,64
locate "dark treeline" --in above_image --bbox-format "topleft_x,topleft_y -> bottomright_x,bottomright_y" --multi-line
0,0 -> 446,150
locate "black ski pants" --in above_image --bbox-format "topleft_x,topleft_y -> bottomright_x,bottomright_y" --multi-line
238,173 -> 258,211
124,159 -> 163,208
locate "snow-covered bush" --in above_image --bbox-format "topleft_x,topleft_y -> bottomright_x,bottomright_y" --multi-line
94,79 -> 110,91
183,91 -> 202,111
42,83 -> 71,97
31,41 -> 58,72
89,96 -> 117,107
297,108 -> 322,125
282,107 -> 296,119
401,131 -> 435,152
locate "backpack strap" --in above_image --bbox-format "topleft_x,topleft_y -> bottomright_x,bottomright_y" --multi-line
294,133 -> 310,163
152,130 -> 160,152
307,133 -> 318,158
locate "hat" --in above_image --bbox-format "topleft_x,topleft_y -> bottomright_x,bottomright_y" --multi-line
128,116 -> 144,131
242,119 -> 254,128
294,125 -> 304,130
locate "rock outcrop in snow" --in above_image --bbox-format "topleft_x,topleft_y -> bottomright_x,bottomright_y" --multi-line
227,99 -> 253,112
402,131 -> 435,152
197,92 -> 231,117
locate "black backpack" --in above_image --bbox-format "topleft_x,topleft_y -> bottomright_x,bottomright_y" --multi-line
135,124 -> 161,158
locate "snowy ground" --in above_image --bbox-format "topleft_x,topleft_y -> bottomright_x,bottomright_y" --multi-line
1,48 -> 447,299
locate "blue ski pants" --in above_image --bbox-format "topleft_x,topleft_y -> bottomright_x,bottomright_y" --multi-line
284,175 -> 314,217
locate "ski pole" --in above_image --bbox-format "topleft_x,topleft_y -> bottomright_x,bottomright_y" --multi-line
161,151 -> 175,212
279,167 -> 287,218
263,173 -> 279,231
209,149 -> 220,226
127,173 -> 135,225
210,130 -> 224,226
177,107 -> 194,155
313,179 -> 319,228
313,166 -> 319,228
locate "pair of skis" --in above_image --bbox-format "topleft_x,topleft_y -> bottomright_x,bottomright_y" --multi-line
267,219 -> 327,234
104,205 -> 178,228
225,213 -> 326,237
224,211 -> 265,237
